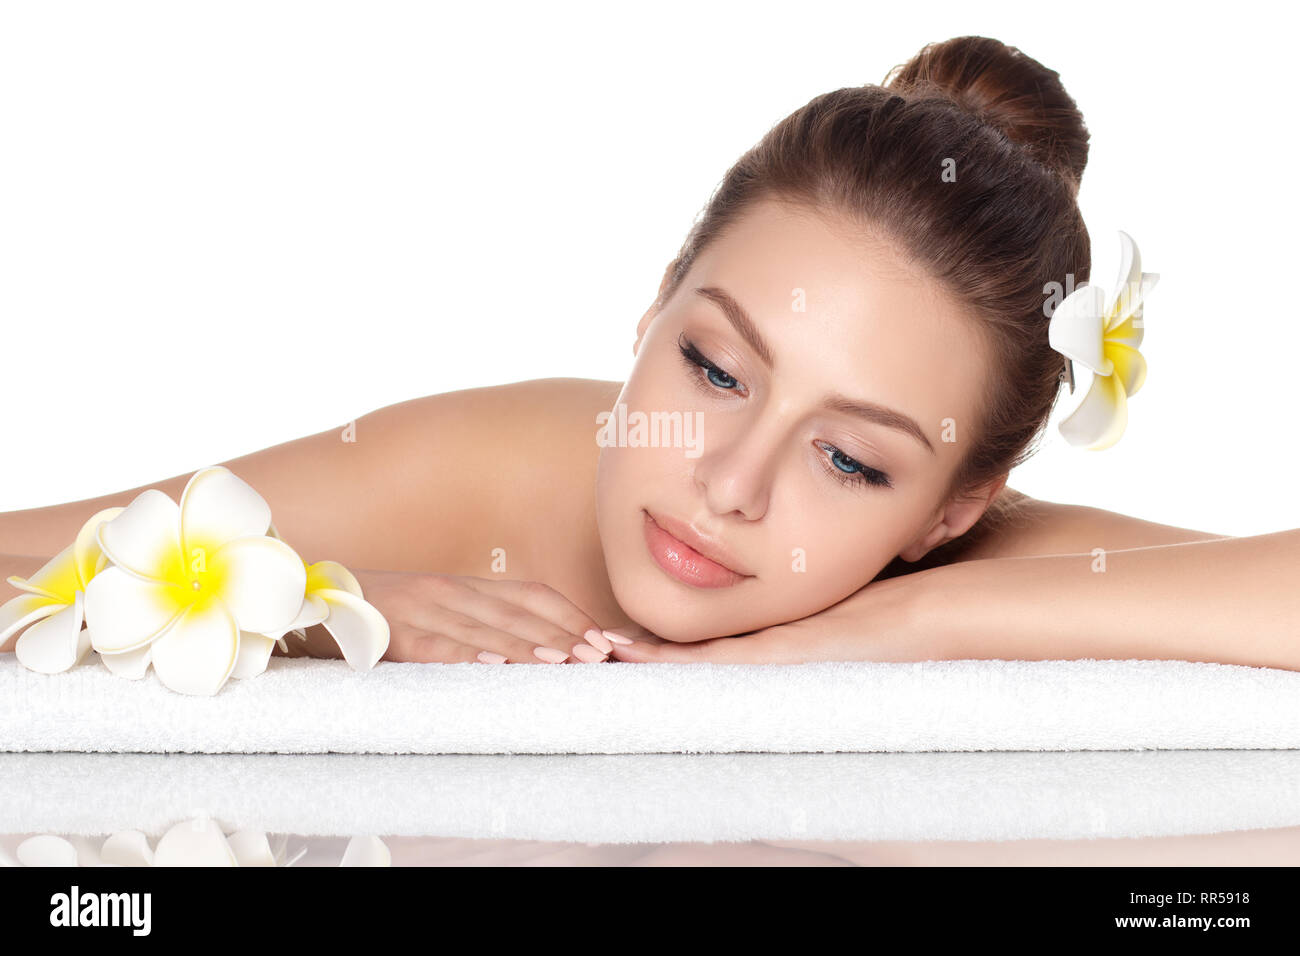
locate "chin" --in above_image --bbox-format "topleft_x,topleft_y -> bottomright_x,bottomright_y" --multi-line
616,589 -> 710,642
609,570 -> 773,643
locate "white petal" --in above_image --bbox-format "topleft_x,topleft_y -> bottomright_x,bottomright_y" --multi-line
97,489 -> 184,581
230,631 -> 275,679
101,830 -> 155,867
12,545 -> 81,603
211,535 -> 307,633
179,466 -> 272,556
1048,283 -> 1112,375
74,506 -> 125,590
317,588 -> 390,670
98,641 -> 154,680
84,565 -> 186,654
154,817 -> 238,866
149,600 -> 240,696
1106,272 -> 1158,348
15,593 -> 85,674
307,560 -> 364,598
17,834 -> 79,867
290,593 -> 330,629
339,836 -> 391,867
257,593 -> 328,642
0,592 -> 64,649
1058,368 -> 1129,450
227,831 -> 276,866
1103,229 -> 1142,324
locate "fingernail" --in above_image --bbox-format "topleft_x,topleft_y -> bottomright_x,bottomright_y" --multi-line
534,646 -> 569,663
571,644 -> 607,663
477,651 -> 507,664
583,628 -> 613,653
603,630 -> 634,645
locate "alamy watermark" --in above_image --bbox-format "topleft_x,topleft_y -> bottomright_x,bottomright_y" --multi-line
49,885 -> 151,936
596,402 -> 704,458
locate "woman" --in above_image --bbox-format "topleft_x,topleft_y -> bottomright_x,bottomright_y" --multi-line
2,36 -> 1297,671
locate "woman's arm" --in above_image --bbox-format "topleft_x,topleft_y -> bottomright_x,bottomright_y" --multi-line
609,530 -> 1300,670
915,531 -> 1300,670
955,488 -> 1233,561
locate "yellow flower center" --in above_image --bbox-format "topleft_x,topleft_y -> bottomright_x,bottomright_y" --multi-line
156,536 -> 230,613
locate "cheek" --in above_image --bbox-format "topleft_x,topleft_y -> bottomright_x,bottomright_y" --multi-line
764,510 -> 907,606
593,443 -> 678,562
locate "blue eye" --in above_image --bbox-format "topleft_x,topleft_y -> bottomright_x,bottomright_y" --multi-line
677,334 -> 742,392
676,332 -> 894,492
819,443 -> 893,490
707,366 -> 737,389
830,448 -> 860,473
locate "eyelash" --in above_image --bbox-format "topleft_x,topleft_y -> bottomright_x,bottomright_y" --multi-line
675,334 -> 894,491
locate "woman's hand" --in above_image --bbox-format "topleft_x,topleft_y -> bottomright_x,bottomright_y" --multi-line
607,569 -> 947,664
299,569 -> 615,664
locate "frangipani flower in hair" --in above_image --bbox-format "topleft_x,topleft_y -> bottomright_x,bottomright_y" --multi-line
83,466 -> 307,696
1048,230 -> 1159,450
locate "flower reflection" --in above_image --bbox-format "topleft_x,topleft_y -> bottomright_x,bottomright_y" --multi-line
4,816 -> 390,867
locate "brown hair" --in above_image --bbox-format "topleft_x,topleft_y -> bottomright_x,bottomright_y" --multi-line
650,35 -> 1092,575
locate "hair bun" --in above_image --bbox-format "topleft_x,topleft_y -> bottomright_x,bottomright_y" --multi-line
884,36 -> 1090,189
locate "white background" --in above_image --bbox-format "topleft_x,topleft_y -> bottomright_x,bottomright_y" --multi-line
1,1 -> 1295,536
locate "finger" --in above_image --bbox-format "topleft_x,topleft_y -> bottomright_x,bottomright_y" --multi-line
385,624 -> 576,666
456,577 -> 603,645
435,581 -> 606,662
418,601 -> 604,664
383,628 -> 484,664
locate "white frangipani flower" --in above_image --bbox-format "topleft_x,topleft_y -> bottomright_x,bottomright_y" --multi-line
0,507 -> 123,673
299,559 -> 389,670
83,465 -> 306,696
235,523 -> 389,676
1048,230 -> 1159,450
3,465 -> 390,693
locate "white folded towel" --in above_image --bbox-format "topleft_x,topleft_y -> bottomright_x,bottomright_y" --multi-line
4,749 -> 1300,842
4,653 -> 1300,754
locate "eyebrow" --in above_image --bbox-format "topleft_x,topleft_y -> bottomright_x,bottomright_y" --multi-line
692,285 -> 936,455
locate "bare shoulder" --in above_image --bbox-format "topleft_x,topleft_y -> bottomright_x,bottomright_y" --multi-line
375,377 -> 622,574
262,377 -> 622,572
371,374 -> 623,444
392,377 -> 621,430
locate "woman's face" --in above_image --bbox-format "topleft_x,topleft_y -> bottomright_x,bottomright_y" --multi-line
595,197 -> 999,642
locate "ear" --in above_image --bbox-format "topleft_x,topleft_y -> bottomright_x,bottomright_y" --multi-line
896,472 -> 1009,563
633,261 -> 677,357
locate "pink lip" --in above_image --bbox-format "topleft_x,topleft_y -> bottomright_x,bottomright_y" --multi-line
642,509 -> 752,589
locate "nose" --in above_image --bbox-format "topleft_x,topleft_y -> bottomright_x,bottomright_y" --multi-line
691,410 -> 783,521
